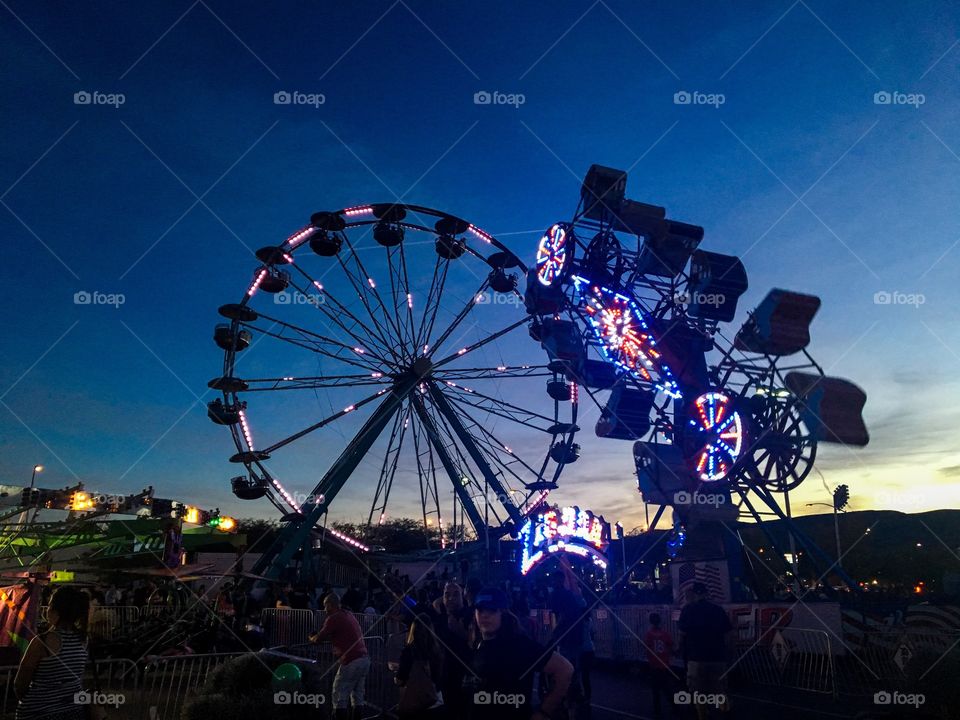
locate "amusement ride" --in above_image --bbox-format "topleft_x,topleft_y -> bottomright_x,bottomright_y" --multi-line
210,164 -> 869,593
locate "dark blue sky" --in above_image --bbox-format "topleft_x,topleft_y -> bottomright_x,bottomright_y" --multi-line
2,1 -> 958,529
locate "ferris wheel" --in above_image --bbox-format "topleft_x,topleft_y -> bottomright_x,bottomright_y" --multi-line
210,204 -> 580,581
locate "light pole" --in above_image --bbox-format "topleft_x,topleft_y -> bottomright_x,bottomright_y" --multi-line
807,484 -> 849,571
615,522 -> 626,577
29,464 -> 43,489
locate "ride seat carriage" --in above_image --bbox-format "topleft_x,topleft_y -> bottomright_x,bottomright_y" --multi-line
785,372 -> 869,446
735,289 -> 820,356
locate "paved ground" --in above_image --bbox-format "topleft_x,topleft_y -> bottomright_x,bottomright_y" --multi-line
582,665 -> 874,720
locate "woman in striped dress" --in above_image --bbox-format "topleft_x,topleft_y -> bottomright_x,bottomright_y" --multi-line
15,587 -> 90,720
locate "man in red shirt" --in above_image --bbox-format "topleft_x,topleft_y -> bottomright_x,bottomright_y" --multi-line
309,592 -> 370,720
643,612 -> 677,718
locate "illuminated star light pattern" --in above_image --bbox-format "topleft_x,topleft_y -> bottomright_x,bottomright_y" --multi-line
536,223 -> 571,286
689,391 -> 744,481
573,277 -> 681,398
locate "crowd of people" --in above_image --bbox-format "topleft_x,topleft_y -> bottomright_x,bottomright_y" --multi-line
12,565 -> 736,720
304,559 -> 734,720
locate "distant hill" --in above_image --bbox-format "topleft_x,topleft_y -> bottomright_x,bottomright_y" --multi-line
736,509 -> 960,595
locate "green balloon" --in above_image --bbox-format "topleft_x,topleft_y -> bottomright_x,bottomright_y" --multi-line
271,662 -> 303,692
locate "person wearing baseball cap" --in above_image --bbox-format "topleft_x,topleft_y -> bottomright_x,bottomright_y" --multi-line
465,587 -> 572,719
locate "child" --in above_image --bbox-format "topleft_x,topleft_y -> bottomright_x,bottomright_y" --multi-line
644,612 -> 676,719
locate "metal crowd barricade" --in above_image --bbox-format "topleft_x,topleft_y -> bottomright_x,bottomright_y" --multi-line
262,609 -> 400,647
834,629 -> 960,696
139,604 -> 173,620
40,605 -> 143,643
589,604 -> 678,663
733,627 -> 835,696
262,608 -> 318,647
277,635 -> 399,719
88,606 -> 144,643
135,652 -> 244,720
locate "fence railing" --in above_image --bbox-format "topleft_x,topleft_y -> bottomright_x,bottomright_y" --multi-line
9,606 -> 956,714
833,629 -> 960,696
260,608 -> 405,648
733,628 -> 835,695
273,635 -> 400,718
137,652 -> 244,720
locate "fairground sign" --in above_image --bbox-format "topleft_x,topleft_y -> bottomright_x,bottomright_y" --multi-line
519,505 -> 611,575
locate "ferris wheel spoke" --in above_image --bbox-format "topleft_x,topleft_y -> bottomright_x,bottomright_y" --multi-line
425,382 -> 523,526
440,382 -> 558,431
241,374 -> 389,391
240,322 -> 384,374
332,251 -> 406,364
368,402 -> 412,526
247,307 -> 391,366
409,393 -> 487,533
260,386 -> 392,454
424,279 -> 490,359
410,412 -> 438,530
392,244 -> 419,356
286,265 -> 399,363
339,235 -> 412,362
287,260 -> 403,364
425,399 -> 509,529
414,255 -> 449,353
441,390 -> 548,482
432,316 -> 529,370
436,365 -> 551,381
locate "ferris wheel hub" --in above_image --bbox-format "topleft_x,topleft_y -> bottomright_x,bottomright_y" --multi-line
405,356 -> 433,379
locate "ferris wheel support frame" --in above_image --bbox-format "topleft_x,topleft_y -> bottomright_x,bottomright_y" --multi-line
426,382 -> 525,528
408,393 -> 488,533
249,362 -> 428,585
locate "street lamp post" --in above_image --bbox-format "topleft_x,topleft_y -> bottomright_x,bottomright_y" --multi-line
29,464 -> 43,489
615,522 -> 626,578
807,484 -> 849,572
